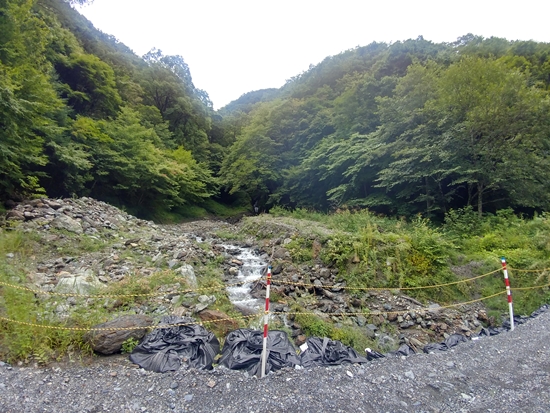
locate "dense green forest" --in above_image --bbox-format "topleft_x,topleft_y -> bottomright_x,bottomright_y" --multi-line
2,0 -> 550,219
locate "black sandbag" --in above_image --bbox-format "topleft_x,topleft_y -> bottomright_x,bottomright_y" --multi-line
423,333 -> 467,353
300,337 -> 369,368
388,344 -> 416,357
422,342 -> 447,353
531,304 -> 549,318
365,348 -> 386,361
477,326 -> 506,337
219,329 -> 300,376
445,333 -> 468,348
502,314 -> 529,330
477,304 -> 549,338
129,316 -> 220,373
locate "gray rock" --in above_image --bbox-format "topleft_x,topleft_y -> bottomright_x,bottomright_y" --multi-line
400,321 -> 415,329
365,329 -> 376,339
195,303 -> 209,312
6,210 -> 25,221
272,247 -> 289,259
378,335 -> 397,348
84,315 -> 154,355
356,315 -> 367,327
44,200 -> 62,210
55,271 -> 103,294
198,295 -> 216,304
51,215 -> 83,234
404,370 -> 415,380
366,324 -> 378,331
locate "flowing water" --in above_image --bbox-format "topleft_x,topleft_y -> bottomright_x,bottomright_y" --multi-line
222,245 -> 266,313
194,234 -> 267,315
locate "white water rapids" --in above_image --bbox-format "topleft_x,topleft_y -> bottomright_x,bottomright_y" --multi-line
222,245 -> 266,313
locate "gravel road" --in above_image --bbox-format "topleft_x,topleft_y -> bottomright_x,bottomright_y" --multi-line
1,309 -> 549,413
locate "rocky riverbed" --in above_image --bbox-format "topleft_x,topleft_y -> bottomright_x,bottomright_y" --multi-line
3,197 -> 493,355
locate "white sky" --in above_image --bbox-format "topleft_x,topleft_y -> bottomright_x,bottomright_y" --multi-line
78,0 -> 550,109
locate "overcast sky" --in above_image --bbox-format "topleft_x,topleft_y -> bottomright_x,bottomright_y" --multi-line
78,0 -> 550,109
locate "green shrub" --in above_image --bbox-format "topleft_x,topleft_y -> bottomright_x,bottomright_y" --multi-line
286,237 -> 313,263
293,312 -> 333,337
331,325 -> 376,352
121,337 -> 140,354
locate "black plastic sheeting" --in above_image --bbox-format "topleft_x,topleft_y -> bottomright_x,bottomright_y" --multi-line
420,304 -> 550,352
365,348 -> 386,361
366,343 -> 416,360
300,337 -> 368,367
389,344 -> 416,356
219,329 -> 300,376
367,304 -> 550,358
422,333 -> 468,353
129,316 -> 220,373
530,303 -> 549,317
478,304 -> 550,337
126,303 -> 550,374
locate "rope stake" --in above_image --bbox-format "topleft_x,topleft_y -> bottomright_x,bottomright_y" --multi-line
261,265 -> 272,378
501,257 -> 515,331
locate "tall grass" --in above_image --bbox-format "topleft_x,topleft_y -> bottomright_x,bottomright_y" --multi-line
271,206 -> 550,315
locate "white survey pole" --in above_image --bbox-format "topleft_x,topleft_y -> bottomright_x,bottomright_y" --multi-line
501,257 -> 514,331
260,266 -> 272,378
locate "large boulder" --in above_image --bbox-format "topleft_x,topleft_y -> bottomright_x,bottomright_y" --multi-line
178,264 -> 197,289
84,315 -> 154,355
5,210 -> 25,221
198,310 -> 238,336
55,270 -> 103,294
51,214 -> 83,234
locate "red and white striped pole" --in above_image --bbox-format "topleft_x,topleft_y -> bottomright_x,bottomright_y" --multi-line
260,266 -> 272,378
501,257 -> 514,331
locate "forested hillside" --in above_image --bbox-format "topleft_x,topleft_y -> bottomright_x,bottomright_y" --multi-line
2,0 -> 550,219
1,0 -> 235,218
221,36 -> 550,218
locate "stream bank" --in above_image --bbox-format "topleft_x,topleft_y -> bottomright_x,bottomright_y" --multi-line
2,198 -> 501,359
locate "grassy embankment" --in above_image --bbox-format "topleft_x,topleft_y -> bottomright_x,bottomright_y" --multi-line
265,206 -> 550,316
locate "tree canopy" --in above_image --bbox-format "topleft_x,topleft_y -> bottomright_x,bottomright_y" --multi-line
220,36 -> 550,218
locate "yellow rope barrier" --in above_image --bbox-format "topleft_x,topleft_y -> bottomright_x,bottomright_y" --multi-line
0,314 -> 260,332
508,267 -> 550,273
0,267 -> 503,298
511,282 -> 550,291
271,268 -> 501,291
0,291 -> 506,332
2,262 -> 546,333
0,278 -> 257,298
